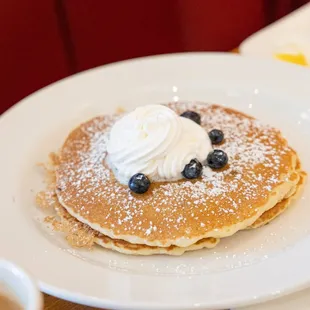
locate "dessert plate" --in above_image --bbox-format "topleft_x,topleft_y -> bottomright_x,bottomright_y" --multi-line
1,53 -> 310,310
240,2 -> 310,62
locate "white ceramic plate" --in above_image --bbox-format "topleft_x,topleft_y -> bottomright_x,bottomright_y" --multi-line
236,287 -> 310,310
240,3 -> 310,61
1,53 -> 310,310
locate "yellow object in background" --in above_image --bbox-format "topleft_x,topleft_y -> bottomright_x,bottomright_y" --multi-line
274,53 -> 308,66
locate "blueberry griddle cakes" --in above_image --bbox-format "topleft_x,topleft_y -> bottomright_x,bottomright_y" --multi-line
37,102 -> 305,255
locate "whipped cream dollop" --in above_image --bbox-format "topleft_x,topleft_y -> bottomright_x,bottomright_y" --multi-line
106,104 -> 212,184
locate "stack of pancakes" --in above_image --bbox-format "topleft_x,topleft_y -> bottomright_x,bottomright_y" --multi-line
37,102 -> 306,255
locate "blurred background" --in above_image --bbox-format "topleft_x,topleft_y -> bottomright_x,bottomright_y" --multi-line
0,0 -> 308,114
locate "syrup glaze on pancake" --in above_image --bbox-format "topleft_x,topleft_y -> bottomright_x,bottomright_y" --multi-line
56,102 -> 300,247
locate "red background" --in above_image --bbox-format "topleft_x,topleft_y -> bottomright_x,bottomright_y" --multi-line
0,0 -> 308,114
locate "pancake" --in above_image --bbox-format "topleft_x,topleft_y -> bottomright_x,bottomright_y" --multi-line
57,203 -> 219,256
54,102 -> 304,249
36,173 -> 219,255
95,235 -> 219,256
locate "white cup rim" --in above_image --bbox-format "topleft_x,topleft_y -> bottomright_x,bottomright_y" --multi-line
0,259 -> 42,310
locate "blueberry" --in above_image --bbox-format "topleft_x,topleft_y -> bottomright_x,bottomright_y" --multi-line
180,110 -> 201,125
208,129 -> 224,145
182,159 -> 203,179
207,150 -> 228,169
128,173 -> 150,194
